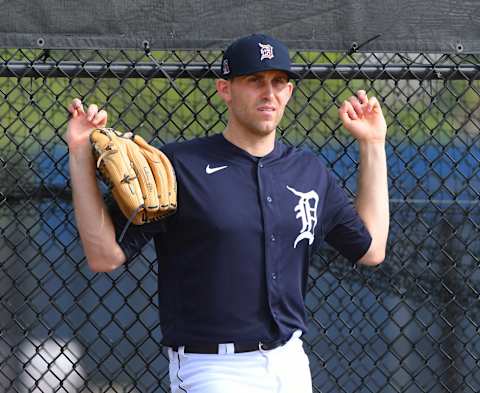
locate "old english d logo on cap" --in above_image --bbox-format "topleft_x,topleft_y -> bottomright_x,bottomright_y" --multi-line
259,43 -> 274,61
220,33 -> 298,79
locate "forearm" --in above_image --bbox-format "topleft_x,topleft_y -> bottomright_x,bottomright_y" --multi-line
355,141 -> 389,265
69,146 -> 126,271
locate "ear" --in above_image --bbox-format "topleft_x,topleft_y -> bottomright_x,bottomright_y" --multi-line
286,81 -> 294,100
216,79 -> 231,104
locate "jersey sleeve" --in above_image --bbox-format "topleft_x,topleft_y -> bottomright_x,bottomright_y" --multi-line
320,171 -> 372,263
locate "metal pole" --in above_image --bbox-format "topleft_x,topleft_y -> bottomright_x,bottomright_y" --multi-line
1,61 -> 479,80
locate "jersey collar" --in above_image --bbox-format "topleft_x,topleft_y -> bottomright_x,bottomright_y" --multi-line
212,133 -> 287,165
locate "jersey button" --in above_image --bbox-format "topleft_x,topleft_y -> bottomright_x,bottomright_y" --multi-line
266,196 -> 273,203
270,234 -> 276,242
258,162 -> 264,168
271,273 -> 277,280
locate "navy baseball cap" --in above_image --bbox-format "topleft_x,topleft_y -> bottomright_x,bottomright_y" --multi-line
221,34 -> 298,80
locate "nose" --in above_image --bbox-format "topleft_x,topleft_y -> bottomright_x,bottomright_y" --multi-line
261,81 -> 275,99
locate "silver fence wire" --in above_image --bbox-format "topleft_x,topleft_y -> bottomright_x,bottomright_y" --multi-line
1,48 -> 479,393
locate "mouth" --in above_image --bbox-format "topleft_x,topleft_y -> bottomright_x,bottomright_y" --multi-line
257,106 -> 276,112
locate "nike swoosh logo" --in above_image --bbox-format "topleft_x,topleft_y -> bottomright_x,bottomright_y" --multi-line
206,164 -> 228,174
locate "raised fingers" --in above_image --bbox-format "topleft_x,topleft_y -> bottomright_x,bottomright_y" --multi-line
339,100 -> 358,125
68,98 -> 85,117
348,95 -> 364,118
356,90 -> 368,105
368,96 -> 381,112
86,104 -> 99,122
91,109 -> 108,128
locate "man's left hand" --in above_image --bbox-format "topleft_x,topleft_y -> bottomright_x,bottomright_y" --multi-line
339,90 -> 387,143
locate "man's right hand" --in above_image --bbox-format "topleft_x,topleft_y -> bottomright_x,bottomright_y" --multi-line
66,98 -> 127,272
66,98 -> 108,152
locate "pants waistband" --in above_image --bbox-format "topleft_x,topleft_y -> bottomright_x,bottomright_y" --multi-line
171,339 -> 286,354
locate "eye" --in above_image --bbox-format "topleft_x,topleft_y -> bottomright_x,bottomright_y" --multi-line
273,77 -> 288,86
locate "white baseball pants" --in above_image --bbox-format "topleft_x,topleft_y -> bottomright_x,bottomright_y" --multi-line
167,330 -> 312,393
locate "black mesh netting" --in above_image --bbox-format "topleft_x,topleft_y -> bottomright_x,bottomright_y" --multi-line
1,48 -> 479,392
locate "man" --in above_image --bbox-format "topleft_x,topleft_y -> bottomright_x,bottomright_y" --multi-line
67,34 -> 389,393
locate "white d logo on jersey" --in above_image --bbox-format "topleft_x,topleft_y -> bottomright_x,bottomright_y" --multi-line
287,186 -> 319,248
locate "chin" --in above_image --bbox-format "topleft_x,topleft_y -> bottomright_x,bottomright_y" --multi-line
253,126 -> 276,136
256,121 -> 278,134
239,118 -> 278,137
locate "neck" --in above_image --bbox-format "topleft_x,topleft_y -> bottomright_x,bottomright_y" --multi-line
223,125 -> 276,157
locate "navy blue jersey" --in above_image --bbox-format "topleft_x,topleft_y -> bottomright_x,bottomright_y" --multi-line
112,133 -> 371,346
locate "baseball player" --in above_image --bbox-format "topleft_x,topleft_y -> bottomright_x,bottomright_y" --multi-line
67,34 -> 389,393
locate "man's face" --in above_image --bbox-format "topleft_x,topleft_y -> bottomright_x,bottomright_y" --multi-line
220,70 -> 294,137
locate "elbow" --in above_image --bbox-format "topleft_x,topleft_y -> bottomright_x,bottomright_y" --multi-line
85,247 -> 126,273
358,232 -> 388,266
360,251 -> 385,266
87,259 -> 119,273
358,247 -> 386,266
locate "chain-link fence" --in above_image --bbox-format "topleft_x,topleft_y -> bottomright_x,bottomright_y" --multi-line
1,48 -> 479,393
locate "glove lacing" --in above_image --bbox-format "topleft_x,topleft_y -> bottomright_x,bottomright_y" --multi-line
118,204 -> 144,243
95,147 -> 117,169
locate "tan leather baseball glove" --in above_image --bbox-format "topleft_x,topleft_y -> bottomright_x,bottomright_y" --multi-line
90,128 -> 177,226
